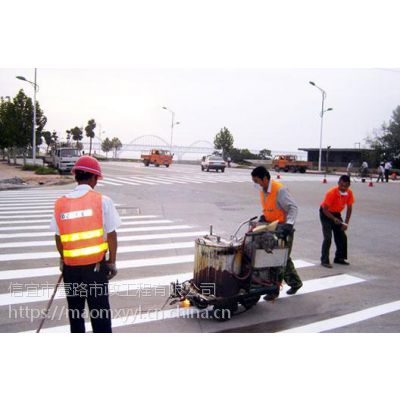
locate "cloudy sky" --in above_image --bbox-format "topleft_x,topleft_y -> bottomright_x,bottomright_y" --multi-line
1,68 -> 399,153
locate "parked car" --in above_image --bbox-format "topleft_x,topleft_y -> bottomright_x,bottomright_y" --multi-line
43,147 -> 81,173
201,155 -> 226,172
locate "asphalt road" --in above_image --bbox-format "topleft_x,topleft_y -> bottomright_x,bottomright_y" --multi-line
1,161 -> 399,333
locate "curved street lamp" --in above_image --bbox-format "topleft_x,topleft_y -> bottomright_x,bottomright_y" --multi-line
17,69 -> 39,165
162,106 -> 180,151
309,81 -> 333,171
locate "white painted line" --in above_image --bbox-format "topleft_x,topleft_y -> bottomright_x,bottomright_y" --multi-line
279,300 -> 400,333
0,254 -> 195,280
101,178 -> 122,186
121,177 -> 156,185
0,257 -> 311,280
131,176 -> 173,185
0,215 -> 159,226
104,177 -> 139,186
0,241 -> 194,261
293,260 -> 315,269
0,201 -> 57,206
0,205 -> 56,211
0,230 -> 207,249
0,214 -> 52,219
21,273 -> 364,333
0,210 -> 54,215
0,224 -> 193,238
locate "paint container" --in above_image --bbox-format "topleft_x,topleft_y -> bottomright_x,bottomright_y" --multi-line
193,235 -> 242,297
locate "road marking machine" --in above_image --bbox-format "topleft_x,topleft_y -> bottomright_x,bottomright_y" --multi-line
167,217 -> 290,321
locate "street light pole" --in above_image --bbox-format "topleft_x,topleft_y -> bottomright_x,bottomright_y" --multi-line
162,106 -> 180,152
16,69 -> 39,165
309,81 -> 333,172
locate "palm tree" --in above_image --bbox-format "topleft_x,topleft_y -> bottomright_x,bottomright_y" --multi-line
85,119 -> 96,155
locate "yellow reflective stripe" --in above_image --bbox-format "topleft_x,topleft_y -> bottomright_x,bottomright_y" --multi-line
61,228 -> 104,243
63,242 -> 108,258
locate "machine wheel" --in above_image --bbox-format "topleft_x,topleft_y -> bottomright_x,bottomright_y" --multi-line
206,167 -> 210,172
284,167 -> 289,172
154,163 -> 160,167
201,166 -> 204,171
239,295 -> 261,310
221,168 -> 225,173
144,162 -> 150,167
192,297 -> 208,310
299,167 -> 306,173
165,164 -> 169,168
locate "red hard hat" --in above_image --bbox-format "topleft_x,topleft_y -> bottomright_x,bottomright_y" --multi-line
72,156 -> 103,179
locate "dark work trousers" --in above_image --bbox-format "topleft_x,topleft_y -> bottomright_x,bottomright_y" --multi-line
319,208 -> 347,264
385,169 -> 390,183
63,261 -> 112,333
282,232 -> 303,289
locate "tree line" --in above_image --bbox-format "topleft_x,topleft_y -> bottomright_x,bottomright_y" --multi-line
0,90 -> 124,164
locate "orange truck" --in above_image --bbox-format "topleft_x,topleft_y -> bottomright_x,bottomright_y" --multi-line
141,149 -> 173,167
272,155 -> 312,173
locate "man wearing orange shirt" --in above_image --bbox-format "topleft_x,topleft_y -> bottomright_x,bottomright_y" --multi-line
320,175 -> 355,268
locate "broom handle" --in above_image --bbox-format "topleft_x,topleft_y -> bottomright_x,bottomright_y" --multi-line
36,273 -> 63,333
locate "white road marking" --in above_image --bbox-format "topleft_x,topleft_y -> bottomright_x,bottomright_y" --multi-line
0,215 -> 159,225
0,220 -> 177,236
0,230 -> 207,249
0,258 -> 313,280
279,300 -> 400,333
100,178 -> 122,186
20,273 -> 365,333
0,241 -> 194,261
0,254 -> 195,280
0,214 -> 52,219
104,177 -> 139,186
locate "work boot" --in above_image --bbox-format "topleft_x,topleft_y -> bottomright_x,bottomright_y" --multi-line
263,291 -> 279,301
286,283 -> 303,295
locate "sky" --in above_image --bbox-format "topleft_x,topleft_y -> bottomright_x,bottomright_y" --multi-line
1,68 -> 399,154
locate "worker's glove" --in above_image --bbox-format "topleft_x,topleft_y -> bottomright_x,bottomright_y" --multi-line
106,262 -> 118,280
59,258 -> 64,273
280,223 -> 294,237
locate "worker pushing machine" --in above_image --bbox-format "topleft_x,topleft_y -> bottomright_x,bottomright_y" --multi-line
251,166 -> 303,300
50,156 -> 121,333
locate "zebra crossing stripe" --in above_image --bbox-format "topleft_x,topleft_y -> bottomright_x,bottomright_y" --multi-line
0,241 -> 194,262
0,258 -> 313,281
278,300 -> 400,333
104,177 -> 140,186
101,178 -> 123,186
0,254 -> 195,280
20,273 -> 365,333
0,224 -> 194,238
0,230 -> 208,249
0,214 -> 52,219
0,215 -> 159,225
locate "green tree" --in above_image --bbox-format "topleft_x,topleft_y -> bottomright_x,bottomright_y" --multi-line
366,105 -> 400,167
66,129 -> 71,144
101,137 -> 113,158
85,118 -> 96,156
214,127 -> 234,156
71,126 -> 83,149
0,97 -> 14,161
259,148 -> 272,159
111,137 -> 122,159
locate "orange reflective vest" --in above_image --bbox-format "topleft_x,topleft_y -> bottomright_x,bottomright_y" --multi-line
55,190 -> 108,266
259,180 -> 286,223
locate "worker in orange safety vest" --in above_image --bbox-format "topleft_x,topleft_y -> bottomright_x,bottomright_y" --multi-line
251,166 -> 303,300
50,156 -> 121,333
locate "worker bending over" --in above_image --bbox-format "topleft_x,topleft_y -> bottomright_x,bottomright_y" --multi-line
320,175 -> 354,268
251,166 -> 303,300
